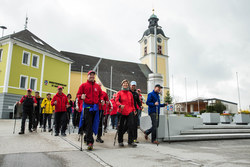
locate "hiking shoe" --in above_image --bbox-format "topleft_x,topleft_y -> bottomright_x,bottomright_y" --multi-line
29,129 -> 33,132
49,129 -> 52,132
104,129 -> 107,133
128,143 -> 137,147
87,143 -> 93,150
134,140 -> 139,143
55,133 -> 59,136
61,133 -> 67,137
33,128 -> 37,132
153,140 -> 160,145
119,142 -> 124,147
19,131 -> 24,135
43,129 -> 46,132
96,138 -> 104,143
144,132 -> 148,140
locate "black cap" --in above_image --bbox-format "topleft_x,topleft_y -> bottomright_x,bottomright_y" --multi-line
155,84 -> 163,88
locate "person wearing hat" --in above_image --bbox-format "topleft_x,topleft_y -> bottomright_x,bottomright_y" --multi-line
145,84 -> 167,144
41,93 -> 54,132
77,70 -> 103,150
137,89 -> 145,126
129,81 -> 142,143
51,86 -> 69,136
110,93 -> 118,129
115,79 -> 137,147
96,82 -> 109,143
33,91 -> 42,131
16,89 -> 37,134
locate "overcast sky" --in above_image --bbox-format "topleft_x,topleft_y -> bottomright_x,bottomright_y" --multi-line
1,0 -> 250,110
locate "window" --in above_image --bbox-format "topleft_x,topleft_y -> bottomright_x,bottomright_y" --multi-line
30,77 -> 37,90
144,47 -> 147,55
22,51 -> 30,66
31,36 -> 44,45
0,49 -> 2,62
157,45 -> 162,54
20,75 -> 28,89
32,54 -> 39,68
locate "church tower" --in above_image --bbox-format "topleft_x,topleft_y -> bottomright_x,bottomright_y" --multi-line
139,11 -> 170,93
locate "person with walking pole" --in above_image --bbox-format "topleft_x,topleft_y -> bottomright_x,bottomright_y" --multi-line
96,82 -> 108,143
51,86 -> 69,137
77,70 -> 103,150
129,81 -> 142,143
17,89 -> 37,135
144,84 -> 166,144
41,93 -> 54,132
115,79 -> 137,147
13,103 -> 17,134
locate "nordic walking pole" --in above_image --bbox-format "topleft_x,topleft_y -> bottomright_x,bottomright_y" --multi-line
13,103 -> 17,134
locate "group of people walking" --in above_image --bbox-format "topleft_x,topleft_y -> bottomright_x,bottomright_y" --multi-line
17,70 -> 166,150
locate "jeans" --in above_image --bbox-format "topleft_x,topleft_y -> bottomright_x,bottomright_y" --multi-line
111,115 -> 118,128
43,114 -> 52,129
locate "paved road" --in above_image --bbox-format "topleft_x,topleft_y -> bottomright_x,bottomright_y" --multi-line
1,119 -> 250,167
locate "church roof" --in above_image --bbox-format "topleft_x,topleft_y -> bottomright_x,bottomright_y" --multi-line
61,51 -> 152,94
0,29 -> 72,62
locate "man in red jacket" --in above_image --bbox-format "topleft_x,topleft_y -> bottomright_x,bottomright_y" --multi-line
77,70 -> 103,150
51,86 -> 69,136
96,82 -> 109,143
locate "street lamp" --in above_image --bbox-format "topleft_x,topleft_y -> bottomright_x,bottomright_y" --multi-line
154,25 -> 162,73
0,26 -> 7,37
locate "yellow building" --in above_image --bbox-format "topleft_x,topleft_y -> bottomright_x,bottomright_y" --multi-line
138,13 -> 170,96
0,30 -> 73,118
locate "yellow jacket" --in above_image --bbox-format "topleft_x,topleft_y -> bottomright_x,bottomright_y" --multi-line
41,98 -> 55,114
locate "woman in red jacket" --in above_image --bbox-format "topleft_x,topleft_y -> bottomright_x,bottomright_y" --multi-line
115,79 -> 137,147
51,86 -> 69,136
110,93 -> 118,129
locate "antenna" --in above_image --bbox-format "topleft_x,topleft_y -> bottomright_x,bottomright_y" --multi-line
24,14 -> 28,30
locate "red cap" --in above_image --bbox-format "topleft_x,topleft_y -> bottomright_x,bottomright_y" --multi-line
27,88 -> 32,92
137,89 -> 141,92
88,70 -> 96,75
57,86 -> 63,89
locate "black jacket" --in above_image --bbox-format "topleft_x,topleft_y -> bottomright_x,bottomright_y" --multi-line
130,90 -> 142,111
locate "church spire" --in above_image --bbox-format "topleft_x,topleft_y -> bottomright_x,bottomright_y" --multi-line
148,9 -> 159,28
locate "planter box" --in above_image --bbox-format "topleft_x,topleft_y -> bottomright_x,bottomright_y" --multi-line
220,115 -> 232,124
202,113 -> 220,125
140,114 -> 203,141
234,114 -> 250,125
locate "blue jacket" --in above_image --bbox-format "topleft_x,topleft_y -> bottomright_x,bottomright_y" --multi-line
146,90 -> 165,115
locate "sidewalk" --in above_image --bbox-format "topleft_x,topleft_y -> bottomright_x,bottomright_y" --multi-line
1,119 -> 250,167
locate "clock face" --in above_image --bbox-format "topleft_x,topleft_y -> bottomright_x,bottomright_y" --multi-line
157,37 -> 162,43
144,39 -> 147,44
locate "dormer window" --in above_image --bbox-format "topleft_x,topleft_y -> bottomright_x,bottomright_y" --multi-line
31,36 -> 44,45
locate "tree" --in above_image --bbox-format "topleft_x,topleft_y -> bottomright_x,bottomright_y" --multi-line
214,101 -> 226,114
164,91 -> 173,104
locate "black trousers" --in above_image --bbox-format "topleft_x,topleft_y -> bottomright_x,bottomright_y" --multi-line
132,112 -> 138,140
118,112 -> 134,144
33,110 -> 40,129
39,112 -> 43,126
104,114 -> 109,130
21,109 -> 33,132
85,108 -> 97,144
97,110 -> 104,138
43,114 -> 52,129
55,112 -> 67,134
145,113 -> 159,142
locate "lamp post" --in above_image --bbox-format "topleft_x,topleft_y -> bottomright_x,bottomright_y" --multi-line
0,26 -> 7,37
